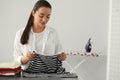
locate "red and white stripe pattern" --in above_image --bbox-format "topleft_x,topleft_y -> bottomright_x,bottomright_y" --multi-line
66,51 -> 101,57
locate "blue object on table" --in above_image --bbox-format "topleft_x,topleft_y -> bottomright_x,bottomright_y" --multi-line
85,38 -> 92,53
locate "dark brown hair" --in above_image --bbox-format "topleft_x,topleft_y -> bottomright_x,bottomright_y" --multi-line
20,0 -> 52,45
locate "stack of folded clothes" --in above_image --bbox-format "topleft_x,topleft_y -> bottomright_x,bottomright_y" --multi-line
22,71 -> 78,78
0,62 -> 21,76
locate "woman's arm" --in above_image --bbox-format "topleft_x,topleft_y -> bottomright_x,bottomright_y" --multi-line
13,29 -> 36,65
52,29 -> 67,61
13,29 -> 23,64
21,51 -> 37,64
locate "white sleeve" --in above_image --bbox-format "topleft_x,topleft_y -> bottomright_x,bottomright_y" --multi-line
13,30 -> 23,64
54,30 -> 62,54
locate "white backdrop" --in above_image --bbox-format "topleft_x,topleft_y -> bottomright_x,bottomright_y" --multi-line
0,0 -> 109,80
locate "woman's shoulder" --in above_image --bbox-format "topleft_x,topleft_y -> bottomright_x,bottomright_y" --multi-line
16,28 -> 24,36
47,27 -> 57,33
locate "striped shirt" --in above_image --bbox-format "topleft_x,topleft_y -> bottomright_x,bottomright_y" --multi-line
24,54 -> 65,73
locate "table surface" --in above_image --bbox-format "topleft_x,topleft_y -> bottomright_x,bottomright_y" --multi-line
0,76 -> 79,80
0,73 -> 79,80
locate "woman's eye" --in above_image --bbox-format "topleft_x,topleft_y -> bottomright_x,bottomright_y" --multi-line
47,16 -> 50,19
39,16 -> 43,18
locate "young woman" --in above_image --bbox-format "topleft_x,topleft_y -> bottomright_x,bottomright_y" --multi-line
13,0 -> 66,71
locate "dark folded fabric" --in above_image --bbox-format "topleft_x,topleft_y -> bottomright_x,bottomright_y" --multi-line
24,54 -> 65,73
22,71 -> 78,78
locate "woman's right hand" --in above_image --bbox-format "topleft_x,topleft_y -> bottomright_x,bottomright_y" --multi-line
21,51 -> 37,64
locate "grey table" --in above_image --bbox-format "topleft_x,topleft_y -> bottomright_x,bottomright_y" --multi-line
0,74 -> 79,80
0,76 -> 79,80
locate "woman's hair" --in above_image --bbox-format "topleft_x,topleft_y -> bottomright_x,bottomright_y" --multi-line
20,0 -> 52,45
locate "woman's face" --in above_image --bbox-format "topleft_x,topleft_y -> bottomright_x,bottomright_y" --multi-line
32,7 -> 51,28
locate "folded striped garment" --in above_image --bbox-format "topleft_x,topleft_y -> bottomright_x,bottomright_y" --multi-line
24,54 -> 65,73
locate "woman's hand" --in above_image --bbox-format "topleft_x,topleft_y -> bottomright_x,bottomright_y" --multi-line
26,51 -> 37,60
57,52 -> 67,61
21,51 -> 37,64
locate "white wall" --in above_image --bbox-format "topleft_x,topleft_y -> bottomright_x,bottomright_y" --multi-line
107,0 -> 120,80
0,0 -> 35,62
48,0 -> 109,54
0,0 -> 109,61
0,0 -> 109,80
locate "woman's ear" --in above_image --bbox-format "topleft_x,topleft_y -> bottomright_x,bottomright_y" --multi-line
32,10 -> 35,17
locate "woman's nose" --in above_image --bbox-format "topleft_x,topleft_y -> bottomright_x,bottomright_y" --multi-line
42,17 -> 47,22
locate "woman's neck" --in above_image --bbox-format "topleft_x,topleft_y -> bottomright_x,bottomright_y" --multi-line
32,25 -> 45,33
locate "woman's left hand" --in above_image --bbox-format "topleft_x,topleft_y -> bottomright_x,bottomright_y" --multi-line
57,52 -> 67,61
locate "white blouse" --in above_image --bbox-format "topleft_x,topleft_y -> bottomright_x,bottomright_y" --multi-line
13,26 -> 62,70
